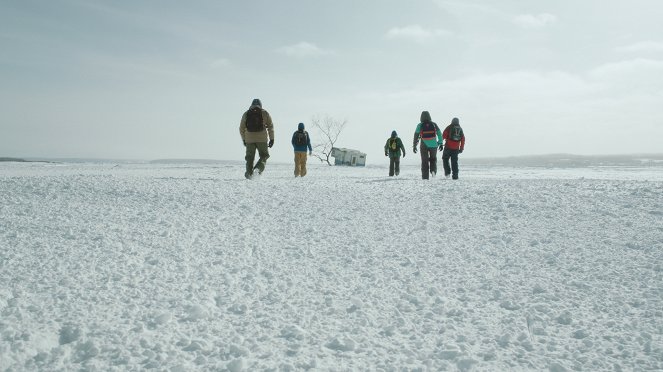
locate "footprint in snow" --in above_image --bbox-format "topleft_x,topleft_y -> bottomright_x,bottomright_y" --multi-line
326,336 -> 356,352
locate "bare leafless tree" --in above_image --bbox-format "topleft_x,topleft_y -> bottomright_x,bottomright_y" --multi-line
310,115 -> 347,166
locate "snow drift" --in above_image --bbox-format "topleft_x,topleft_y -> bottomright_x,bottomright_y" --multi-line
1,162 -> 661,370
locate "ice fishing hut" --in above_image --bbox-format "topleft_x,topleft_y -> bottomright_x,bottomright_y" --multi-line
331,147 -> 366,166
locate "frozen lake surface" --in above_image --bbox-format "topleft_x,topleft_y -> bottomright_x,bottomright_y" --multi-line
1,161 -> 662,370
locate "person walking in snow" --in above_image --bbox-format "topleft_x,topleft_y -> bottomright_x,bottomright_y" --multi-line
412,111 -> 443,179
291,122 -> 313,177
442,117 -> 466,180
239,98 -> 274,179
384,130 -> 405,176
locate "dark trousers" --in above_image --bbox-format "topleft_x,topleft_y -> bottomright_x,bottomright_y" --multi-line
245,142 -> 270,176
442,148 -> 460,179
389,156 -> 400,176
419,143 -> 437,179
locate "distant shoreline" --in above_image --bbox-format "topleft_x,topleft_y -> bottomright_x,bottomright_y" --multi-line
2,154 -> 662,168
0,157 -> 54,163
462,153 -> 663,167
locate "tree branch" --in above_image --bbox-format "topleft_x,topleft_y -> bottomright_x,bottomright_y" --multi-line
310,115 -> 347,166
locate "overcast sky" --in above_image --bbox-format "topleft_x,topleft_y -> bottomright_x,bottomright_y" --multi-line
1,0 -> 662,163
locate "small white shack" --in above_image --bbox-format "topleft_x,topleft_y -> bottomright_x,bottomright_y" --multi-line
331,147 -> 366,166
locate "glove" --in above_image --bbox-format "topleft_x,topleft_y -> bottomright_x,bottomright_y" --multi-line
459,149 -> 463,154
413,146 -> 417,154
309,151 -> 312,156
242,140 -> 246,147
268,139 -> 274,148
385,152 -> 388,157
438,143 -> 444,151
402,152 -> 406,158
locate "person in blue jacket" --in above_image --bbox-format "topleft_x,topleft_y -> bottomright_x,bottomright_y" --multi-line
291,122 -> 313,177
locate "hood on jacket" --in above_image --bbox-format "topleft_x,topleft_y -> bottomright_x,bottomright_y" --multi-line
451,117 -> 459,125
420,111 -> 432,123
250,98 -> 262,108
298,122 -> 305,131
391,130 -> 397,138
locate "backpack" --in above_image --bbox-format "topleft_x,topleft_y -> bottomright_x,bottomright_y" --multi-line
449,124 -> 463,141
389,138 -> 398,151
420,122 -> 437,140
294,131 -> 308,146
245,107 -> 264,132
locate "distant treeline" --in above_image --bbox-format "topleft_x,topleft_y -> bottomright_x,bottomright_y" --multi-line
0,157 -> 27,162
464,153 -> 663,167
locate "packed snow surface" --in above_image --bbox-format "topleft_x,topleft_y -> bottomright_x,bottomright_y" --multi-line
1,161 -> 662,371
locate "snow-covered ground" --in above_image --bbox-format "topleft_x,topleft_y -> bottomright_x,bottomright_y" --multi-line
1,161 -> 662,371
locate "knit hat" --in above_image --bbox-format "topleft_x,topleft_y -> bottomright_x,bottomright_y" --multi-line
251,98 -> 262,108
420,111 -> 432,123
391,130 -> 397,138
298,122 -> 305,130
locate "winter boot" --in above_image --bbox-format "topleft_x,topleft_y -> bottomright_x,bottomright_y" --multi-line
253,162 -> 264,175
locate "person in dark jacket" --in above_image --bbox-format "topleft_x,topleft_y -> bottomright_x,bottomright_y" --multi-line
384,130 -> 405,176
239,98 -> 274,179
291,122 -> 312,177
412,111 -> 443,179
442,117 -> 466,180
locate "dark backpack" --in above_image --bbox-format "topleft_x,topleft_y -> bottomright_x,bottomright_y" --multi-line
420,122 -> 437,140
449,124 -> 463,141
245,107 -> 264,132
294,131 -> 308,146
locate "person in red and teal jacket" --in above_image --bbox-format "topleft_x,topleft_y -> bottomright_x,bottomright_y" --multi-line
442,117 -> 465,180
412,111 -> 443,179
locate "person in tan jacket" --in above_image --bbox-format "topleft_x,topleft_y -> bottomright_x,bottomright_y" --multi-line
239,98 -> 275,179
